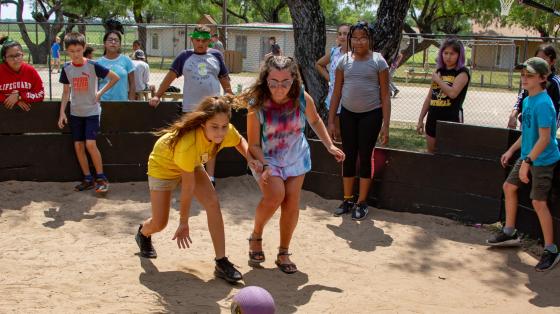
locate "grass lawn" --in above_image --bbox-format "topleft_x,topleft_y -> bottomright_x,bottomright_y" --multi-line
386,122 -> 426,152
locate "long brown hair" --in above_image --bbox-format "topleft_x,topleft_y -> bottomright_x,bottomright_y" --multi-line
241,55 -> 303,112
159,95 -> 242,152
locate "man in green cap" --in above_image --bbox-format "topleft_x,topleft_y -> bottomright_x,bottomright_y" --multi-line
149,24 -> 233,187
488,56 -> 560,272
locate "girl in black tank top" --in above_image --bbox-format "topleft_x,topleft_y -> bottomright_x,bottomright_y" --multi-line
417,37 -> 470,153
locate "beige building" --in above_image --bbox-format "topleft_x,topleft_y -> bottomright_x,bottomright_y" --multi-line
226,23 -> 338,72
471,22 -> 544,71
143,22 -> 339,72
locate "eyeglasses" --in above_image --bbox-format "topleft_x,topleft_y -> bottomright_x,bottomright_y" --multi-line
267,79 -> 293,89
351,37 -> 369,43
105,38 -> 120,43
5,53 -> 24,60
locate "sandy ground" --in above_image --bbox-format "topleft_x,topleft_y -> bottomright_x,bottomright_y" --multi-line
1,175 -> 559,313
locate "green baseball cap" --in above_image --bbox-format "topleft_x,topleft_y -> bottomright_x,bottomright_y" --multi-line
515,57 -> 550,76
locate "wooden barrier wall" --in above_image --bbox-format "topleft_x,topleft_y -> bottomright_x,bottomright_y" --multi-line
1,103 -> 558,243
0,101 -> 248,182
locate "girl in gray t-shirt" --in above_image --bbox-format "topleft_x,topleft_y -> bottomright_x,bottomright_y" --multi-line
327,21 -> 391,221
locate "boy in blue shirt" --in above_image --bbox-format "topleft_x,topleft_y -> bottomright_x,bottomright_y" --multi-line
57,32 -> 120,194
487,57 -> 560,272
51,37 -> 61,74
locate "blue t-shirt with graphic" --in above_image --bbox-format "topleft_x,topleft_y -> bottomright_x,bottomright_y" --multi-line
97,54 -> 135,101
51,42 -> 60,58
170,48 -> 228,112
521,90 -> 560,166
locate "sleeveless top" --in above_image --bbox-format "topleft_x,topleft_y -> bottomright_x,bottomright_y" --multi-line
255,90 -> 309,168
430,67 -> 470,112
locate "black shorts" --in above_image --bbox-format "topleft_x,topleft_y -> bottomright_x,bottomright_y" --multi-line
425,109 -> 463,138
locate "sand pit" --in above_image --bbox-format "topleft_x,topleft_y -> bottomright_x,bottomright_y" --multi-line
1,176 -> 559,313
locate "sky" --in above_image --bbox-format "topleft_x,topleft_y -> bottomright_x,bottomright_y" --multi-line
1,3 -> 34,20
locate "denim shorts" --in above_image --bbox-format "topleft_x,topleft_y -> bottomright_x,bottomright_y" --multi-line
70,115 -> 100,141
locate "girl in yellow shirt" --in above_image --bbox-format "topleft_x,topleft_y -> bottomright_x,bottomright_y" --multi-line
136,95 -> 260,284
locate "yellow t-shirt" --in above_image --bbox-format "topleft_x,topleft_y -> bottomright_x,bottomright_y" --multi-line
147,124 -> 242,179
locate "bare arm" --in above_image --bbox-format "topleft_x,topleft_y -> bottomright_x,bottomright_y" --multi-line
378,68 -> 391,145
328,69 -> 344,126
58,84 -> 71,129
432,72 -> 469,99
178,171 -> 196,223
315,50 -> 331,81
247,110 -> 265,164
416,87 -> 433,134
149,70 -> 178,107
128,71 -> 136,100
219,76 -> 233,95
527,128 -> 552,161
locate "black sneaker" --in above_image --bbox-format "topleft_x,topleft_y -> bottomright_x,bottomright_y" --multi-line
352,202 -> 369,221
334,199 -> 354,216
486,231 -> 521,247
535,249 -> 560,272
215,257 -> 242,284
135,225 -> 157,258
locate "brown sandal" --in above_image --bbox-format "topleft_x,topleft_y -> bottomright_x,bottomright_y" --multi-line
248,235 -> 265,267
275,248 -> 298,274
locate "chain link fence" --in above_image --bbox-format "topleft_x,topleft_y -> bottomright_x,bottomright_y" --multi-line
2,21 -> 559,129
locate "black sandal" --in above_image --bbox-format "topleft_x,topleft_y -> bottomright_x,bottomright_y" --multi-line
275,248 -> 298,274
248,234 -> 265,267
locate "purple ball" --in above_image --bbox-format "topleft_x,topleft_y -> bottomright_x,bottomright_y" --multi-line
231,286 -> 275,314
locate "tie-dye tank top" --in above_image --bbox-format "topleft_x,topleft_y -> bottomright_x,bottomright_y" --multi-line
256,92 -> 311,170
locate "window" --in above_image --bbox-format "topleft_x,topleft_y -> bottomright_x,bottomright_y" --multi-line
515,46 -> 521,65
235,35 -> 247,58
152,33 -> 159,50
495,45 -> 502,67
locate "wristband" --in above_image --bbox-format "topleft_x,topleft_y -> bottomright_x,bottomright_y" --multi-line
263,164 -> 269,169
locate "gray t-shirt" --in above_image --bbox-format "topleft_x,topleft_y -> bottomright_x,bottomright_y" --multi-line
59,59 -> 110,117
170,49 -> 229,112
337,52 -> 388,113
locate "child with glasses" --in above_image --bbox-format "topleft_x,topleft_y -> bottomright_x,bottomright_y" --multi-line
0,36 -> 44,111
328,20 -> 391,221
242,55 -> 344,274
487,57 -> 560,272
97,30 -> 136,101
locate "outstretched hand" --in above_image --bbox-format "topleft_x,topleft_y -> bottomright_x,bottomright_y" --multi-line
172,222 -> 192,249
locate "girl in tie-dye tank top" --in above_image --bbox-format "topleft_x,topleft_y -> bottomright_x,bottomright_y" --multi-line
242,56 -> 345,274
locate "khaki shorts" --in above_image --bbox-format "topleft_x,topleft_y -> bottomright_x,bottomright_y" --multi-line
506,159 -> 557,201
148,175 -> 181,191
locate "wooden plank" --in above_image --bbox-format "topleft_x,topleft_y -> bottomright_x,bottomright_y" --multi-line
100,101 -> 181,133
436,122 -> 511,160
0,101 -> 68,134
0,101 -> 182,134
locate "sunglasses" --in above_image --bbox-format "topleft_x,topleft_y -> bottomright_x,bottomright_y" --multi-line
267,79 -> 293,89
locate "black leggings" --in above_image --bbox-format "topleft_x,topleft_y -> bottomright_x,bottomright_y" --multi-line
339,107 -> 383,178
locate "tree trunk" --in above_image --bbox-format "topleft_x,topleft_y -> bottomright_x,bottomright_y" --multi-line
372,0 -> 412,66
286,0 -> 328,120
16,0 -> 64,64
